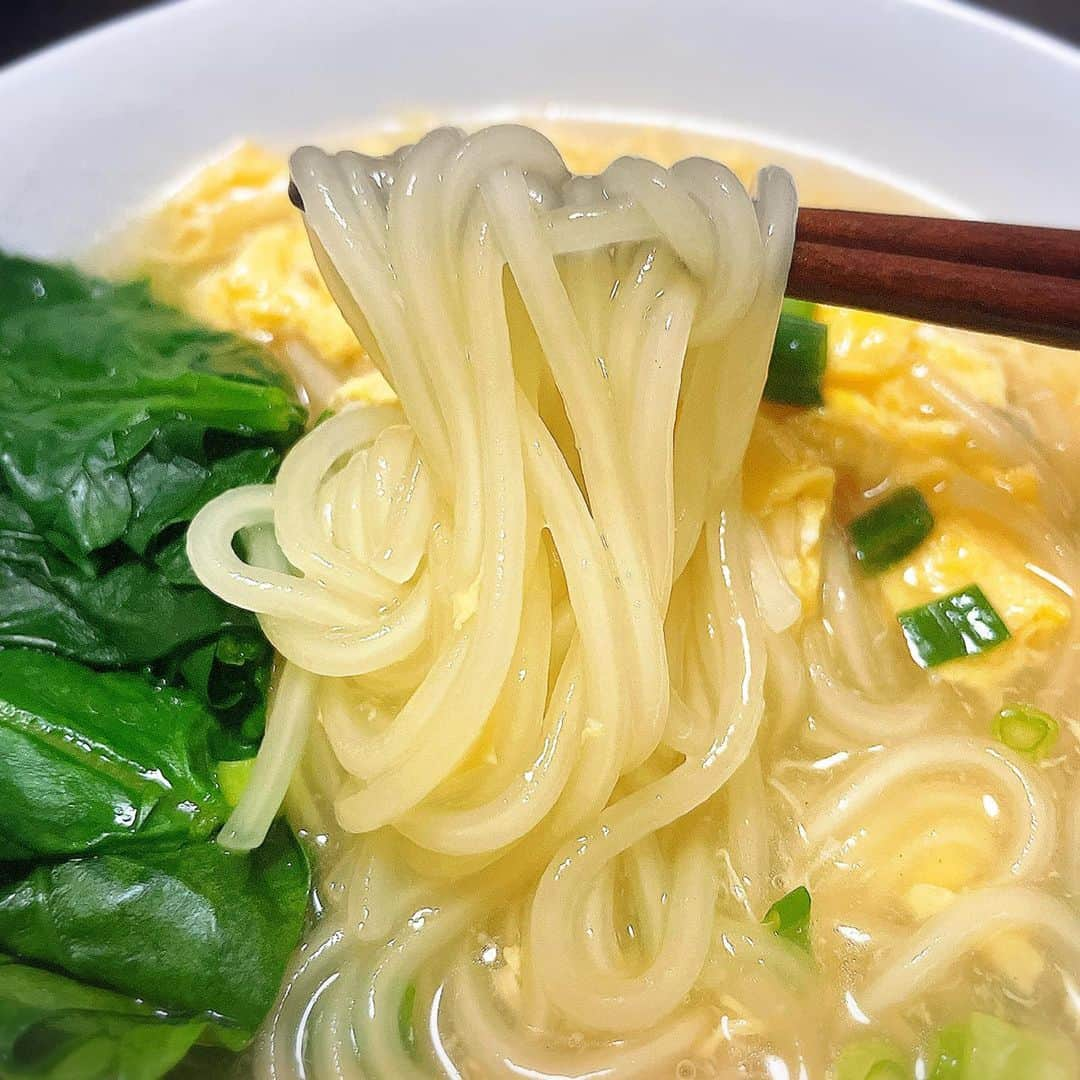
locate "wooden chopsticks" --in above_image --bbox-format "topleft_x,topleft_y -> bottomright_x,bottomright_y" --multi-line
788,209 -> 1080,350
289,179 -> 1079,350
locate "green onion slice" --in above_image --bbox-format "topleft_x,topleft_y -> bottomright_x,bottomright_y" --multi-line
928,1011 -> 1078,1079
764,311 -> 828,407
216,757 -> 257,808
763,885 -> 812,951
992,703 -> 1059,760
781,297 -> 817,320
849,487 -> 934,574
835,1037 -> 909,1080
897,585 -> 1010,669
929,1023 -> 967,1080
866,1065 -> 908,1080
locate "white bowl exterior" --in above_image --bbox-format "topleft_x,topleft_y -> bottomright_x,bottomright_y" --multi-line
0,0 -> 1077,257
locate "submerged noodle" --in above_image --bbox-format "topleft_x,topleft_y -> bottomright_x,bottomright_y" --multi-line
186,125 -> 1078,1078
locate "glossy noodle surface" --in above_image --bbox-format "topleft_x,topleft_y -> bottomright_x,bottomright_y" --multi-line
134,121 -> 1080,1079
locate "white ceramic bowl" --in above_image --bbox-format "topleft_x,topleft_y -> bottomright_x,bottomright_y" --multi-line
0,0 -> 1077,258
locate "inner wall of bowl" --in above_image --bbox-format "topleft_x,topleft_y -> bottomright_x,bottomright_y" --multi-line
0,0 -> 1077,258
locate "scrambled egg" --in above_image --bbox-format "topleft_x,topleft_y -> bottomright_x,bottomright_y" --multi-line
906,883 -> 1045,997
140,144 -> 365,370
329,370 -> 399,412
743,413 -> 834,612
142,141 -> 1069,687
879,523 -> 1068,686
744,304 -> 1069,682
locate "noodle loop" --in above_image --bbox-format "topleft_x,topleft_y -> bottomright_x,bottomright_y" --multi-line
185,125 -> 1075,1078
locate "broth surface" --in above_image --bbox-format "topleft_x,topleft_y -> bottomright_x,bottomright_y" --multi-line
137,119 -> 1080,1079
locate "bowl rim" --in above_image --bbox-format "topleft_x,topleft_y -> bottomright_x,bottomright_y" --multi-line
2,0 -> 1076,86
1,0 -> 1077,258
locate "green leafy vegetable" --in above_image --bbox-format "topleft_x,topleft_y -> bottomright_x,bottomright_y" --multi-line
123,438 -> 280,557
834,1037 -> 908,1080
928,1012 -> 1077,1080
0,822 -> 310,1032
0,253 -> 303,738
0,956 -> 218,1080
0,253 -> 154,317
763,885 -> 812,951
0,649 -> 227,860
0,252 -> 303,555
992,703 -> 1059,760
0,251 -> 312,1074
0,530 -> 255,668
0,533 -> 271,745
764,310 -> 828,407
897,585 -> 1010,668
849,487 -> 934,574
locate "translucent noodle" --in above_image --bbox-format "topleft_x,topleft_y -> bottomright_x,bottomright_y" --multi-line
183,124 -> 1076,1078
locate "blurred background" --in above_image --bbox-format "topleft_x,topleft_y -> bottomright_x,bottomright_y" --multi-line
2,0 -> 1078,67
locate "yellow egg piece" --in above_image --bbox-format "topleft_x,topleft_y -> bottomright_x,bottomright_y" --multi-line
132,139 -> 1072,700
329,371 -> 399,412
744,412 -> 835,615
145,143 -> 290,272
139,143 -> 367,371
186,220 -> 362,367
810,307 -> 1014,489
879,521 -> 1069,685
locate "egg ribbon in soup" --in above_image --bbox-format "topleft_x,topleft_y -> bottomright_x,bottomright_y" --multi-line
150,124 -> 1080,1079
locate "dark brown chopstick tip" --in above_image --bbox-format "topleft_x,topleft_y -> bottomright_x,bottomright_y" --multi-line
796,208 -> 1080,281
787,239 -> 1080,351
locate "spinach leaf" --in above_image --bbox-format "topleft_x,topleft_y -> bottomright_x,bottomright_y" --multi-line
0,252 -> 312,1075
0,513 -> 269,744
0,649 -> 227,860
0,254 -> 123,314
0,252 -> 304,739
0,957 -> 212,1080
124,442 -> 279,556
0,823 -> 310,1032
0,542 -> 255,668
0,252 -> 303,740
0,251 -> 304,555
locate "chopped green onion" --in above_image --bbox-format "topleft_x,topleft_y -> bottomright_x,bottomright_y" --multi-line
866,1065 -> 908,1080
848,487 -> 934,574
764,312 -> 828,407
216,757 -> 257,808
399,983 -> 417,1052
782,297 -> 817,320
992,703 -> 1059,760
928,1012 -> 1077,1080
930,1023 -> 967,1080
897,585 -> 1010,669
763,885 -> 812,951
835,1037 -> 909,1080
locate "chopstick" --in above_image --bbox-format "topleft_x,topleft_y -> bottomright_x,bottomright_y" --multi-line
788,209 -> 1080,349
288,180 -> 1080,350
795,209 -> 1080,278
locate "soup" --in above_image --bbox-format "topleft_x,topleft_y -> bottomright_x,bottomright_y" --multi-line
5,119 -> 1077,1080
172,121 -> 1080,1078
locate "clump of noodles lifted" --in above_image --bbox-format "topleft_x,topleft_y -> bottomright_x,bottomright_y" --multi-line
186,126 -> 1076,1078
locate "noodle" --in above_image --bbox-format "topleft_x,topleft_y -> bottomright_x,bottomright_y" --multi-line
183,124 -> 1076,1078
859,885 -> 1080,1018
798,735 -> 1056,883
